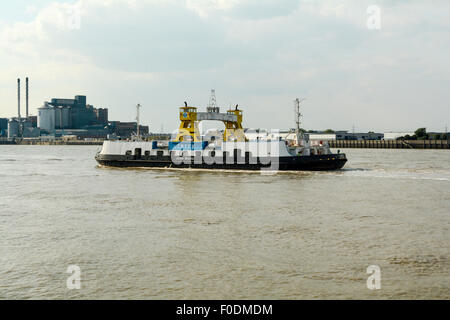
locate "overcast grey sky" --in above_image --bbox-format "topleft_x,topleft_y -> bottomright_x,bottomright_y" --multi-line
1,0 -> 449,133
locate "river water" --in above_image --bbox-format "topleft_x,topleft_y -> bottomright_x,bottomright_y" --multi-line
0,145 -> 449,299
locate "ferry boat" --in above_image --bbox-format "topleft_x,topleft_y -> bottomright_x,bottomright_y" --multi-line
95,101 -> 347,171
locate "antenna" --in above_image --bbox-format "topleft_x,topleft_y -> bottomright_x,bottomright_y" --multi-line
207,89 -> 220,113
294,98 -> 305,144
208,89 -> 217,108
26,77 -> 29,119
136,104 -> 141,140
17,78 -> 21,120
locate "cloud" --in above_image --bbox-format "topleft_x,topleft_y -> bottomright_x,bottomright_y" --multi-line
0,0 -> 449,132
25,5 -> 38,15
187,0 -> 299,19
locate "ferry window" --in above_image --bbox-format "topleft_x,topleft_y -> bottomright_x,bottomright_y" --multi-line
125,150 -> 132,155
157,151 -> 163,157
144,151 -> 150,156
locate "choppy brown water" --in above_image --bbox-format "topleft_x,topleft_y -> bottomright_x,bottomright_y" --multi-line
0,146 -> 449,299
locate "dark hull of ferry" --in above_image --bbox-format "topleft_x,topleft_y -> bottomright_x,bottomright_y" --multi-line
95,153 -> 347,171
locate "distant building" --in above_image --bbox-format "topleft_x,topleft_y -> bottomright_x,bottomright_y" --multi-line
0,118 -> 8,137
244,129 -> 293,141
109,121 -> 149,138
28,115 -> 37,128
23,127 -> 41,138
383,132 -> 414,140
94,108 -> 108,124
2,93 -> 150,140
37,95 -> 111,139
7,119 -> 20,139
54,128 -> 109,139
348,132 -> 383,140
309,133 -> 338,141
38,95 -> 109,133
308,131 -> 383,141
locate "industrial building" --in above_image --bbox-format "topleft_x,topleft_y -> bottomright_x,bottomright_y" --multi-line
0,118 -> 8,137
244,130 -> 384,141
2,78 -> 148,141
308,131 -> 384,141
2,78 -> 40,139
37,95 -> 149,139
109,121 -> 149,138
37,95 -> 109,133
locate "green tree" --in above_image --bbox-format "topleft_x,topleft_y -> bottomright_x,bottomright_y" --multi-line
324,129 -> 335,133
414,128 -> 427,139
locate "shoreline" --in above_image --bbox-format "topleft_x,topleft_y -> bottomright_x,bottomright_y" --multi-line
1,139 -> 449,149
0,140 -> 103,145
329,139 -> 449,149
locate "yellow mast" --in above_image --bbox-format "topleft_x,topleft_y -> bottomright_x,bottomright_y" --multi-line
173,102 -> 201,142
223,106 -> 246,142
173,102 -> 246,142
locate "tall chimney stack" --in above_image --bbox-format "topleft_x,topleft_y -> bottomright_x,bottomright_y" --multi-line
17,78 -> 21,120
26,77 -> 29,119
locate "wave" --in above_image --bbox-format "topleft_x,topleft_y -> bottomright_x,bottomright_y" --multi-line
343,169 -> 450,181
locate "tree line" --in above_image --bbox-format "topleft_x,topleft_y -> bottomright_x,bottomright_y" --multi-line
397,128 -> 448,140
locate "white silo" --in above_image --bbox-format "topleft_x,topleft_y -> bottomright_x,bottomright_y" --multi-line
38,105 -> 55,132
8,119 -> 20,139
55,106 -> 72,129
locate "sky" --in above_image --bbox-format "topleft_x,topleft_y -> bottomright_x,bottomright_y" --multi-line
0,0 -> 449,133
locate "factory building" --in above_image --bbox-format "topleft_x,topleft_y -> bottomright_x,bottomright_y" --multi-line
28,116 -> 37,128
7,119 -> 20,139
36,96 -> 148,139
38,104 -> 55,132
109,121 -> 149,138
3,78 -> 147,140
38,95 -> 109,133
3,78 -> 40,139
22,118 -> 40,138
0,78 -> 149,139
308,131 -> 384,141
94,108 -> 108,124
0,118 -> 8,137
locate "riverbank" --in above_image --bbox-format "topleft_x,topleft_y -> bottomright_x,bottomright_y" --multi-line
329,139 -> 449,149
0,139 -> 103,145
2,139 -> 449,149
